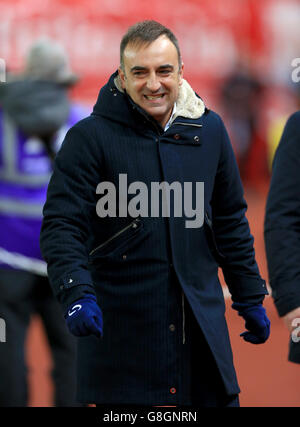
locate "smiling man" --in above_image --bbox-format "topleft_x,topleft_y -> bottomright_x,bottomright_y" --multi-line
40,20 -> 270,407
118,33 -> 183,128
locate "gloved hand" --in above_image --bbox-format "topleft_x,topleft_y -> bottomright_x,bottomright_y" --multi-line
65,294 -> 103,338
232,302 -> 270,344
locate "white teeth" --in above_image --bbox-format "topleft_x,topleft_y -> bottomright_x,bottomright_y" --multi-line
145,95 -> 164,100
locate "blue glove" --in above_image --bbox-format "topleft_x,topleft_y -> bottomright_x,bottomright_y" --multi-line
65,294 -> 103,338
232,302 -> 270,344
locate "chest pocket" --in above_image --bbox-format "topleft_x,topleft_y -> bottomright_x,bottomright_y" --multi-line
163,122 -> 203,146
88,218 -> 147,265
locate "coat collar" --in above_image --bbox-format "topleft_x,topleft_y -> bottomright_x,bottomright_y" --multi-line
113,74 -> 205,125
92,71 -> 206,133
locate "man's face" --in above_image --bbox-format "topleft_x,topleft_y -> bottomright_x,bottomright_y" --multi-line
118,35 -> 184,128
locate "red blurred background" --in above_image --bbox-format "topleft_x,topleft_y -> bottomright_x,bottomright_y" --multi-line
1,0 -> 300,407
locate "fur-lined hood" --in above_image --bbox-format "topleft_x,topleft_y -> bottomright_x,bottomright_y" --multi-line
92,71 -> 206,131
114,74 -> 205,124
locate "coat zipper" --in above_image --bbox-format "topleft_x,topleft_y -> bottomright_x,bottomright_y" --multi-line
174,122 -> 203,128
182,291 -> 186,344
89,218 -> 140,256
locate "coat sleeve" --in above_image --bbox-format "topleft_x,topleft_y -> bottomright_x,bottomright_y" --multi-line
40,122 -> 101,312
264,111 -> 300,316
211,115 -> 268,302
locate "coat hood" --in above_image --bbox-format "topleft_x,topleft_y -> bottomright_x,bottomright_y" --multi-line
92,70 -> 205,130
0,80 -> 70,136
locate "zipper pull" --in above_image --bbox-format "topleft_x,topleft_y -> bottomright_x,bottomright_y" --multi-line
132,218 -> 141,228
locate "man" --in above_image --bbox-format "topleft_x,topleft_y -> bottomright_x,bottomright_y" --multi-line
0,38 -> 88,406
40,21 -> 270,407
264,111 -> 300,364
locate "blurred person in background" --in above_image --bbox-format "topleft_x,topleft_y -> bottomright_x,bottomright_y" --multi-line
40,20 -> 270,407
264,111 -> 300,365
220,60 -> 266,187
0,38 -> 89,406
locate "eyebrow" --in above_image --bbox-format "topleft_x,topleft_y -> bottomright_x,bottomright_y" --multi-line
130,64 -> 175,72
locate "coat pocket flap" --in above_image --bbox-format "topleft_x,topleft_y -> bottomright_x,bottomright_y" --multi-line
88,218 -> 145,262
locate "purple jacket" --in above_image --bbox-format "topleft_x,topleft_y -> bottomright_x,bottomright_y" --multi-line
0,103 -> 89,273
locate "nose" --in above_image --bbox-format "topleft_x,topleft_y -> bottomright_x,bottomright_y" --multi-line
146,72 -> 161,92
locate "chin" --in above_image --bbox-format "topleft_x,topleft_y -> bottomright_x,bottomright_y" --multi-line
144,106 -> 168,120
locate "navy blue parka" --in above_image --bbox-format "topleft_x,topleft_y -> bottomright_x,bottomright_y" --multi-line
264,111 -> 300,364
40,71 -> 268,404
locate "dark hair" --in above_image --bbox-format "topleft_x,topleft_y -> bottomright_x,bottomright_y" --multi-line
120,20 -> 182,71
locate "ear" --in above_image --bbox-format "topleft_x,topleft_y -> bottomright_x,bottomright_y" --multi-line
179,62 -> 184,86
118,67 -> 126,90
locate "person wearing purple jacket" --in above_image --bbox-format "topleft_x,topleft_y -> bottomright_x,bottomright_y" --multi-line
0,38 -> 89,406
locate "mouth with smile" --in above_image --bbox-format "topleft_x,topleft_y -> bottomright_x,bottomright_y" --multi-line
143,94 -> 165,101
